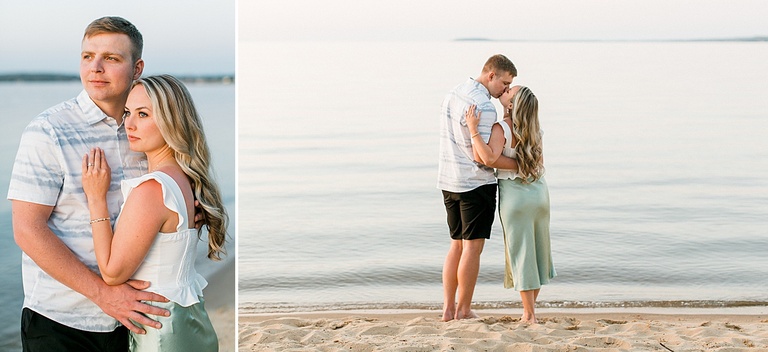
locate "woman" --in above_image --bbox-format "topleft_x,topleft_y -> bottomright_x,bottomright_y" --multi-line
466,85 -> 555,324
82,74 -> 227,350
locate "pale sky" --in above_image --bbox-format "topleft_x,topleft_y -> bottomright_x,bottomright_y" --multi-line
2,1 -> 765,73
240,0 -> 768,41
0,0 -> 234,74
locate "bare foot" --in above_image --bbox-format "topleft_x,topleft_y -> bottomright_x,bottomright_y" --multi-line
520,314 -> 538,324
442,307 -> 455,322
455,310 -> 480,320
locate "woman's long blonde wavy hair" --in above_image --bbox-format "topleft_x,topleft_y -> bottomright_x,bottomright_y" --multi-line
506,86 -> 544,183
135,75 -> 228,260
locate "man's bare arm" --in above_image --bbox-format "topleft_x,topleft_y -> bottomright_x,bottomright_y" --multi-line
12,200 -> 170,334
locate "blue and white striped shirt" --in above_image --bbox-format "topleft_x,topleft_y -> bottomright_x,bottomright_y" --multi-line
7,90 -> 147,332
437,78 -> 498,193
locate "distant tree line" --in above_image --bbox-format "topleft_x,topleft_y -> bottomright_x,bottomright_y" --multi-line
0,73 -> 235,83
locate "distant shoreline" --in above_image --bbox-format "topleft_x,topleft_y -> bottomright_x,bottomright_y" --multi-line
0,73 -> 235,83
454,36 -> 768,42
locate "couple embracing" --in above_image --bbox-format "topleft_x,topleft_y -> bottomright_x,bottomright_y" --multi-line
9,16 -> 228,351
438,54 -> 556,324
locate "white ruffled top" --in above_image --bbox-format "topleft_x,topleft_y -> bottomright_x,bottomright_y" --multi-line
117,171 -> 207,307
494,120 -> 520,181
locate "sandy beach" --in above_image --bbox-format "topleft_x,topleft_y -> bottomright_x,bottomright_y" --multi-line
203,258 -> 236,352
239,309 -> 768,351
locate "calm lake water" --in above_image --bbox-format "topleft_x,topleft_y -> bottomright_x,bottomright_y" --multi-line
237,41 -> 768,314
0,82 -> 235,350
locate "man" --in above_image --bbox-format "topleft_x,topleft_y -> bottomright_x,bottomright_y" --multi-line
9,17 -> 169,351
437,54 -> 518,321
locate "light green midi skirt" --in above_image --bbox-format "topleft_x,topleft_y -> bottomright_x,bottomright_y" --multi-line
499,177 -> 556,291
129,297 -> 218,352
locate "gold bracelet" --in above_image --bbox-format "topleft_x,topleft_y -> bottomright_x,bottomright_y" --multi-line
471,132 -> 480,138
90,217 -> 110,224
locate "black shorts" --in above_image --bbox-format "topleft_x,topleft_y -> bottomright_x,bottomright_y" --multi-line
442,183 -> 497,240
21,308 -> 128,352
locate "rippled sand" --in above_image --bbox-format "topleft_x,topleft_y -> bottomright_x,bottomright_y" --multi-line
239,310 -> 767,351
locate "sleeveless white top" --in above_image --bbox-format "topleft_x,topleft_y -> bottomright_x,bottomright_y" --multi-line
117,171 -> 208,307
495,120 -> 520,181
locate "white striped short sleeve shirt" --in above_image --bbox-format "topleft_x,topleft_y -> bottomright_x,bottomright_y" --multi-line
437,78 -> 498,193
7,90 -> 147,332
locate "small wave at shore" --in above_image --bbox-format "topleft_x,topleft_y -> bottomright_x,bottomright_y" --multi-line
239,300 -> 768,314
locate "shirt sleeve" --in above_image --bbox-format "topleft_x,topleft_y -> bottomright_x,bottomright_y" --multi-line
477,101 -> 497,144
7,119 -> 65,206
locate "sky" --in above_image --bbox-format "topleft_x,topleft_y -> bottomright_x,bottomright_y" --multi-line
240,0 -> 768,42
2,1 -> 765,73
0,0 -> 235,74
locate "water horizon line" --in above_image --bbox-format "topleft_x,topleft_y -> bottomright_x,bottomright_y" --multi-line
454,36 -> 768,43
0,73 -> 235,84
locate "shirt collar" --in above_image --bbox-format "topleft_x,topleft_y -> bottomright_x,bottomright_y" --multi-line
468,77 -> 491,99
76,90 -> 112,126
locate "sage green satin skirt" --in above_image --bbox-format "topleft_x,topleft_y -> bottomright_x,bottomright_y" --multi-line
498,177 -> 556,291
129,298 -> 218,352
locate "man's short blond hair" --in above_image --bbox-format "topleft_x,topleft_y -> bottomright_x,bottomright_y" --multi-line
482,54 -> 517,77
83,16 -> 143,62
